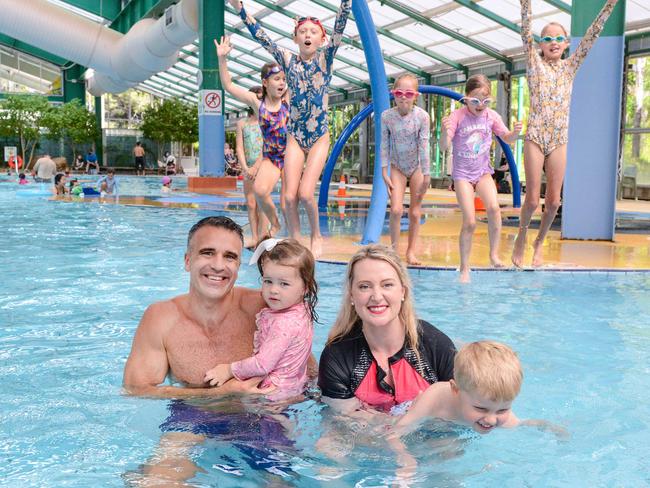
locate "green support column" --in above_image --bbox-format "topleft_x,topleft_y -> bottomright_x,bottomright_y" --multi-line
198,0 -> 225,176
63,64 -> 86,104
95,96 -> 103,167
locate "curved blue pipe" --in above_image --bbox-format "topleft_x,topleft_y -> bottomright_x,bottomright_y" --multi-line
351,0 -> 391,245
319,85 -> 522,226
318,102 -> 375,208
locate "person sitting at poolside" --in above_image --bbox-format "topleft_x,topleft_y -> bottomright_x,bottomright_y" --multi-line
86,150 -> 99,175
53,173 -> 68,195
73,154 -> 86,172
318,244 -> 456,415
164,151 -> 176,176
396,341 -> 523,434
97,168 -> 119,196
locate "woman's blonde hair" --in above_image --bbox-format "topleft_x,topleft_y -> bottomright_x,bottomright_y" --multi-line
326,244 -> 420,350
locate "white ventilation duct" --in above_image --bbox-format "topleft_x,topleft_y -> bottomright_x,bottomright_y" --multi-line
0,0 -> 198,96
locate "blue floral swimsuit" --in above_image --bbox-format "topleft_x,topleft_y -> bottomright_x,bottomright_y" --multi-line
239,0 -> 351,150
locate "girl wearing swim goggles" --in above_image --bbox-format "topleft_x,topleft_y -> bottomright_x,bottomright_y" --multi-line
230,0 -> 351,259
440,74 -> 522,283
214,35 -> 288,245
381,74 -> 431,266
512,0 -> 620,268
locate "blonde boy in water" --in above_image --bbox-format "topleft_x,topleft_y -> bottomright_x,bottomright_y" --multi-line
397,341 -> 524,434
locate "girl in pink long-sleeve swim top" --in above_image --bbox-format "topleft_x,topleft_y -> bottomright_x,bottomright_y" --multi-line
204,238 -> 316,401
441,75 -> 522,283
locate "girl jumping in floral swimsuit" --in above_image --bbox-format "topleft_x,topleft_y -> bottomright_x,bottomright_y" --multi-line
512,0 -> 620,268
230,0 -> 351,258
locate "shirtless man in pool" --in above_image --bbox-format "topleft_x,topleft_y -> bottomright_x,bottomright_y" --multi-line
123,215 -> 270,397
123,216 -> 278,483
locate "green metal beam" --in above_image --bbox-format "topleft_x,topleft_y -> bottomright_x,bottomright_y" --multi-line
226,4 -> 428,78
380,0 -> 511,66
452,0 -> 540,43
61,0 -> 121,20
307,0 -> 466,73
0,34 -> 67,66
110,0 -> 176,34
543,0 -> 571,14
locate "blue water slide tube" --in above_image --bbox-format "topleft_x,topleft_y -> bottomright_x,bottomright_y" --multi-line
349,0 -> 391,244
319,85 -> 522,243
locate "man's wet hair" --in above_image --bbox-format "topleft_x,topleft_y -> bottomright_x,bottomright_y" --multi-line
187,216 -> 244,248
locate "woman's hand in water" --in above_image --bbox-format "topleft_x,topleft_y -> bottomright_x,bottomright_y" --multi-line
214,36 -> 232,58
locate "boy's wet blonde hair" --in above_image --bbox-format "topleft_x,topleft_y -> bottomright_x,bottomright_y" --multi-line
454,341 -> 523,402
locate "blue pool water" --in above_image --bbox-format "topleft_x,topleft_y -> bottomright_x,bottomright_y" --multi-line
1,177 -> 650,486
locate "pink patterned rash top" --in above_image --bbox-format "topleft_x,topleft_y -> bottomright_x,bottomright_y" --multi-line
231,302 -> 313,401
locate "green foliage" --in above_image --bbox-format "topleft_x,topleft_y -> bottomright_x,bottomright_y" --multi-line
44,99 -> 99,158
0,94 -> 52,166
141,99 -> 198,159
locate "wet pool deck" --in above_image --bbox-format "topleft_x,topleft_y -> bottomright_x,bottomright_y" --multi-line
53,184 -> 650,271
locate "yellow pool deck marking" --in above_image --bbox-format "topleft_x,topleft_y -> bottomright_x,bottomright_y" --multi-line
53,187 -> 650,270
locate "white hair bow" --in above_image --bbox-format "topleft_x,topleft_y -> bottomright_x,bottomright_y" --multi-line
249,238 -> 284,265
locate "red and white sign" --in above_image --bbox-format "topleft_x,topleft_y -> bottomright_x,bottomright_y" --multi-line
199,90 -> 223,116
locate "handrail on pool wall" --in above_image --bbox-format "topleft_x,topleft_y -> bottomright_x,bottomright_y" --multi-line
318,85 -> 522,243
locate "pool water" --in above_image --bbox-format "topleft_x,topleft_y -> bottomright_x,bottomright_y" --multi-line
1,177 -> 650,487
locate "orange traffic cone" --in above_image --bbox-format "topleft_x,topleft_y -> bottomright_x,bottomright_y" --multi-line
474,196 -> 485,211
337,174 -> 347,197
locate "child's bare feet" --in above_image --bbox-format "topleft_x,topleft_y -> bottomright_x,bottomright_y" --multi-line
459,268 -> 471,283
511,228 -> 527,268
244,236 -> 257,250
490,255 -> 505,268
406,252 -> 421,266
532,237 -> 544,267
311,235 -> 323,259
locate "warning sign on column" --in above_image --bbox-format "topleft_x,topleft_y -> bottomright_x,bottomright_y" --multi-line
199,90 -> 223,116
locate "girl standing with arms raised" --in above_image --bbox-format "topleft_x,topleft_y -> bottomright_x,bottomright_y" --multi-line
381,74 -> 431,266
215,37 -> 288,241
512,0 -> 620,267
229,0 -> 352,258
441,75 -> 521,283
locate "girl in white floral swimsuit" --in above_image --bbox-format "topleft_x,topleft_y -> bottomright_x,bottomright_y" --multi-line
512,0 -> 620,268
